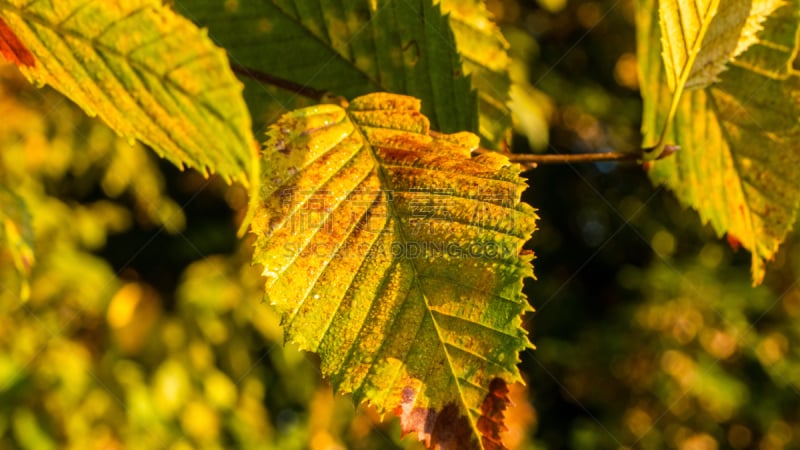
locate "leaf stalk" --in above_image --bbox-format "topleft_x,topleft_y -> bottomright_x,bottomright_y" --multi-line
474,145 -> 678,168
231,64 -> 327,101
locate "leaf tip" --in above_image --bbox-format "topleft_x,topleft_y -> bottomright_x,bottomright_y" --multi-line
726,233 -> 742,252
477,378 -> 512,450
395,386 -> 476,449
395,378 -> 514,450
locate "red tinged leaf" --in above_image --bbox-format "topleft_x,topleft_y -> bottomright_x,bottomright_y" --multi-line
396,386 -> 475,449
0,18 -> 35,67
477,378 -> 512,450
727,233 -> 741,251
395,378 -> 513,450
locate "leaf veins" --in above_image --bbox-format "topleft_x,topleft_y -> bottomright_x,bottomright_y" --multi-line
251,92 -> 537,449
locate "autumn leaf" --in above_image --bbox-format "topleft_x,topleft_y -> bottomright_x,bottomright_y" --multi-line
0,0 -> 257,186
638,0 -> 800,283
0,17 -> 32,67
175,0 -> 480,141
250,93 -> 537,449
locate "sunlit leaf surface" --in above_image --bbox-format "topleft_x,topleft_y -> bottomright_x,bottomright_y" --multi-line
658,0 -> 720,92
251,93 -> 537,449
685,0 -> 784,89
0,0 -> 256,185
639,0 -> 800,283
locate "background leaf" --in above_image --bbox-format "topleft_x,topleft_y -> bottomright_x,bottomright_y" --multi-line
503,26 -> 554,153
0,0 -> 256,186
175,0 -> 480,141
440,0 -> 514,149
639,0 -> 800,283
251,93 -> 537,449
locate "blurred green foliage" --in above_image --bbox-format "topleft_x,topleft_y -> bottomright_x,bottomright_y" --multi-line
3,1 -> 800,449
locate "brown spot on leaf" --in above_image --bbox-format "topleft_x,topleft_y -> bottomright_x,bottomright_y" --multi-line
273,138 -> 290,154
395,379 -> 512,450
0,19 -> 35,68
396,387 -> 475,450
657,145 -> 679,160
478,378 -> 511,450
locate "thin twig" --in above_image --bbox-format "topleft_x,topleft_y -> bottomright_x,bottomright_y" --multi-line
231,64 -> 327,101
224,72 -> 679,168
472,145 -> 679,168
504,152 -> 640,164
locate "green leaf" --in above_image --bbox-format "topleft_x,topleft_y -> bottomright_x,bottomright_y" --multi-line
638,0 -> 800,284
659,0 -> 721,92
504,27 -> 553,152
175,0 -> 478,140
0,0 -> 257,186
685,0 -> 785,89
649,0 -> 788,154
648,0 -> 720,155
251,93 -> 536,450
440,0 -> 513,149
0,185 -> 33,301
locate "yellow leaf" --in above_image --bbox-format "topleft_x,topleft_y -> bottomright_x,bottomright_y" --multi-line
0,0 -> 257,187
251,92 -> 537,449
639,0 -> 800,283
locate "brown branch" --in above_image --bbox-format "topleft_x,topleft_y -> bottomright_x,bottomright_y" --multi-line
504,151 -> 640,164
220,78 -> 680,168
472,145 -> 679,168
231,64 -> 327,101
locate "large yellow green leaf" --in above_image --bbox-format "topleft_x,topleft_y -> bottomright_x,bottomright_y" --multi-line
0,0 -> 257,186
175,0 -> 479,142
639,0 -> 800,284
251,93 -> 536,449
